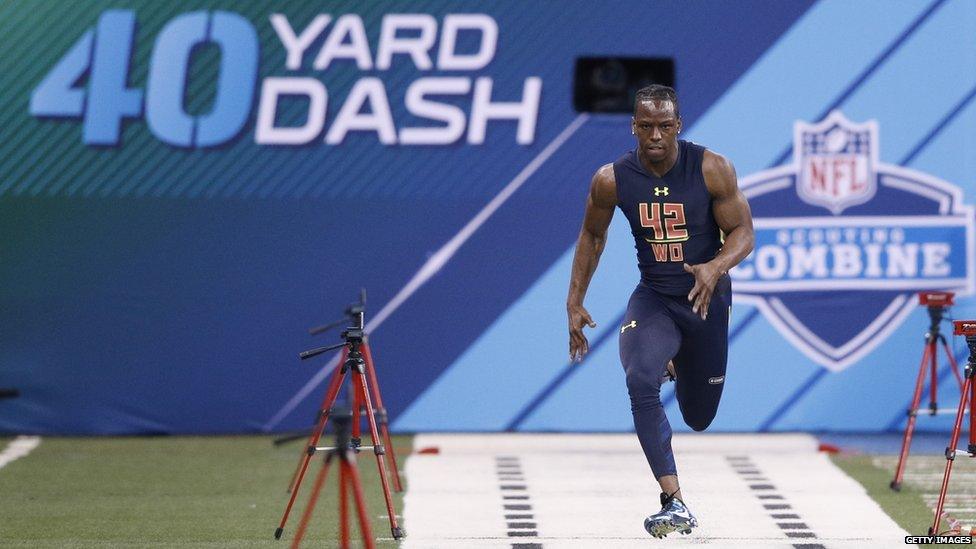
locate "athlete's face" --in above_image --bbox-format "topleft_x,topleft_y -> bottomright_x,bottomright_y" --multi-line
632,100 -> 681,164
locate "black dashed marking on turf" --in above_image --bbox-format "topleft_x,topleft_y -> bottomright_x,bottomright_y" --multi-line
726,456 -> 820,546
496,456 -> 540,547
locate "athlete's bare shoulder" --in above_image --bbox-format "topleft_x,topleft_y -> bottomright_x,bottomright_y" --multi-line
702,149 -> 738,198
590,162 -> 617,208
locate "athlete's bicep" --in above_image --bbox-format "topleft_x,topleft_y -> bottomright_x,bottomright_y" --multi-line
704,151 -> 752,235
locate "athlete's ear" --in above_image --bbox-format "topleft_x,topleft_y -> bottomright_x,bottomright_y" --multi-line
631,117 -> 636,135
677,117 -> 682,135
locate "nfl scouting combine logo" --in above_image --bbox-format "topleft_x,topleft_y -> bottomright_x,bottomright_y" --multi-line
731,111 -> 976,370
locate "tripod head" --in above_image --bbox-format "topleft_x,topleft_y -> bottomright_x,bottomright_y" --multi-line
953,320 -> 976,362
920,291 -> 955,335
299,298 -> 367,361
309,288 -> 367,336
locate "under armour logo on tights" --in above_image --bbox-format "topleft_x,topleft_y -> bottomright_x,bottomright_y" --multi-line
620,320 -> 637,334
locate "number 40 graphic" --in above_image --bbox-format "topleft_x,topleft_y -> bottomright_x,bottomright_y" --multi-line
30,10 -> 259,147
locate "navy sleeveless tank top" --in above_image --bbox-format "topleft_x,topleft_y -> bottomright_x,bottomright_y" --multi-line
613,140 -> 722,295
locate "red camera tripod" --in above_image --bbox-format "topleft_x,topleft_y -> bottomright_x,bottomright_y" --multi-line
279,293 -> 402,495
891,292 -> 965,491
275,310 -> 404,544
929,319 -> 976,535
283,338 -> 403,495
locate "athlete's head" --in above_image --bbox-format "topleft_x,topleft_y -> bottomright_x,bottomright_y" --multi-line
632,85 -> 682,164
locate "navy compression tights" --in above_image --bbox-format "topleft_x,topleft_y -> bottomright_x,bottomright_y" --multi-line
618,276 -> 731,479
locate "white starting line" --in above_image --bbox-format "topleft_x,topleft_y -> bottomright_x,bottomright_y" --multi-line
0,436 -> 41,470
402,434 -> 907,548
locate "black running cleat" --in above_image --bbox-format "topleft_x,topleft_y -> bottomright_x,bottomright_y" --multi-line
644,491 -> 698,538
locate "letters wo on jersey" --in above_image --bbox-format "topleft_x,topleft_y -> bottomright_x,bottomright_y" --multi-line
731,111 -> 975,371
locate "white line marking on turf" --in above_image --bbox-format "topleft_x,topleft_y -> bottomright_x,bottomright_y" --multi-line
402,434 -> 908,547
262,114 -> 590,431
0,436 -> 41,469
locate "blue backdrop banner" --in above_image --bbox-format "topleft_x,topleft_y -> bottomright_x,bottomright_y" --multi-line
2,0 -> 975,435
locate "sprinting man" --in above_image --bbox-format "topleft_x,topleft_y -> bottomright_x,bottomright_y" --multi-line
565,84 -> 754,538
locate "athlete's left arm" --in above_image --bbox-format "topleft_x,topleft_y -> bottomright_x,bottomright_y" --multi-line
684,150 -> 755,319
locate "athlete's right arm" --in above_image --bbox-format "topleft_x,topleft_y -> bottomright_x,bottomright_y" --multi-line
567,163 -> 617,363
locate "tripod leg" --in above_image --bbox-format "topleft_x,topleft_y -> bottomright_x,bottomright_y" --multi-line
892,341 -> 933,490
970,371 -> 975,453
930,376 -> 971,535
276,368 -> 348,539
378,420 -> 402,492
354,372 -> 404,539
291,452 -> 335,549
340,458 -> 350,549
930,339 -> 939,414
287,348 -> 348,494
352,379 -> 362,446
345,454 -> 377,549
363,342 -> 403,492
941,338 -> 964,389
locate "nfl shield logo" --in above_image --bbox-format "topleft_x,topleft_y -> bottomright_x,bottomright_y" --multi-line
795,111 -> 878,214
732,111 -> 976,371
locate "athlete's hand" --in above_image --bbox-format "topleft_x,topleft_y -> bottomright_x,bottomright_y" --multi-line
684,262 -> 722,320
567,304 -> 597,362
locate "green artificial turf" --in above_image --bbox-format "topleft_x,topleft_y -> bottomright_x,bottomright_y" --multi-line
830,453 -> 935,536
0,435 -> 411,548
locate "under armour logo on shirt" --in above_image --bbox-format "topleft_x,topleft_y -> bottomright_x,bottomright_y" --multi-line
654,187 -> 669,196
620,320 -> 637,334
